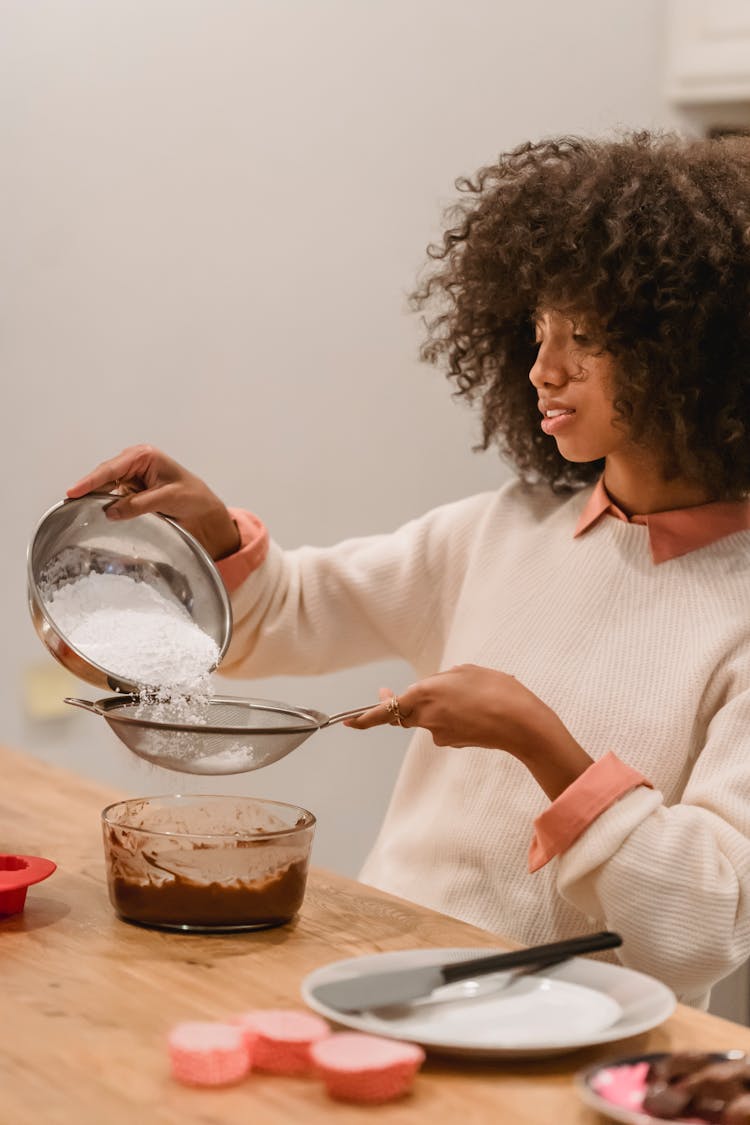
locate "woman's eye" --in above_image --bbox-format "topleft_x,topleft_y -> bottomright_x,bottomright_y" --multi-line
572,333 -> 591,346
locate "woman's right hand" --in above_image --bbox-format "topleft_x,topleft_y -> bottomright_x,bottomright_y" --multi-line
67,444 -> 241,560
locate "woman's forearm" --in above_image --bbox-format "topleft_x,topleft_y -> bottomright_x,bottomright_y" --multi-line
511,703 -> 594,800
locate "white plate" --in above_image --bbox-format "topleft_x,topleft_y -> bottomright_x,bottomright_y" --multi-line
301,948 -> 676,1059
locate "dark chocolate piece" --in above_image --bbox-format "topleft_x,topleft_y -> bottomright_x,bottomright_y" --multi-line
648,1051 -> 717,1084
682,1060 -> 750,1105
641,1054 -> 750,1123
642,1080 -> 693,1118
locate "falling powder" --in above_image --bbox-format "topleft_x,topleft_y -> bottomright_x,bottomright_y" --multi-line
44,572 -> 261,771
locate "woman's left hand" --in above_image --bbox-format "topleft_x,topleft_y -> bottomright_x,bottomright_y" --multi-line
345,663 -> 594,799
346,663 -> 555,753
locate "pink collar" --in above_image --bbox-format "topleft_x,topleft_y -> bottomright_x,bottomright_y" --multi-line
573,478 -> 750,563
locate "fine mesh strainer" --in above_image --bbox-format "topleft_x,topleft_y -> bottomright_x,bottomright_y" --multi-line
64,695 -> 374,775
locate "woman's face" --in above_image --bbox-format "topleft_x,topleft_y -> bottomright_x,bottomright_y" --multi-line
528,309 -> 627,464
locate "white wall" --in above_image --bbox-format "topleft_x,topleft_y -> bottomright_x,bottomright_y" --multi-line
2,0 -> 683,879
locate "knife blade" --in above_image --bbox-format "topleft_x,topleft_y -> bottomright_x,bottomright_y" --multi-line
310,930 -> 622,1012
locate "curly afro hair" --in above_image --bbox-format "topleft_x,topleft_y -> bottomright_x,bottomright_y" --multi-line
411,131 -> 750,497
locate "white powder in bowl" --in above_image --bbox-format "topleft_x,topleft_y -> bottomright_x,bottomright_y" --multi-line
44,571 -> 220,696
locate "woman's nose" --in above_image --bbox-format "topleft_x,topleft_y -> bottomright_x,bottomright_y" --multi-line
529,340 -> 569,389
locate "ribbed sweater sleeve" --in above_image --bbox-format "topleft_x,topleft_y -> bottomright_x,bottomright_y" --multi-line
557,676 -> 750,1005
219,492 -> 496,679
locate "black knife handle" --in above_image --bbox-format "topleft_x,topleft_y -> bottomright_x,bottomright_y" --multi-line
440,930 -> 622,984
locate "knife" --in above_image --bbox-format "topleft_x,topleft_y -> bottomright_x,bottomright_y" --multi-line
310,930 -> 622,1012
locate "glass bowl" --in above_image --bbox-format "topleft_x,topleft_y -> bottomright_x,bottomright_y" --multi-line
101,795 -> 315,932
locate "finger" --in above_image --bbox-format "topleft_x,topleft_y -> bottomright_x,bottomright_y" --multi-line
105,484 -> 175,521
393,685 -> 419,726
67,471 -> 118,498
67,449 -> 150,498
93,479 -> 120,495
344,701 -> 393,729
346,689 -> 418,730
343,685 -> 397,727
99,478 -> 143,499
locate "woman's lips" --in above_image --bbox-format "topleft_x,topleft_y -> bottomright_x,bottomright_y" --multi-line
541,410 -> 576,435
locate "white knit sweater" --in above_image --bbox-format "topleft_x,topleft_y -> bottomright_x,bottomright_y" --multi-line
220,478 -> 750,1006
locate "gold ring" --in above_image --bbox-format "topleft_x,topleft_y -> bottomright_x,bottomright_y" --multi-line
387,695 -> 407,728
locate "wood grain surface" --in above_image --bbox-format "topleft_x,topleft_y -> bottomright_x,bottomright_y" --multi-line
3,745 -> 750,1125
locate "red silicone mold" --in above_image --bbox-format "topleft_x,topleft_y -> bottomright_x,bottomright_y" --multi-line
0,854 -> 57,916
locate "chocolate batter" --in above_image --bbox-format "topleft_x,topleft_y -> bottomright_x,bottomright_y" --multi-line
109,857 -> 309,931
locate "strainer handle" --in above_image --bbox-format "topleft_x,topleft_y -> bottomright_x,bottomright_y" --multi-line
63,697 -> 100,715
323,704 -> 380,727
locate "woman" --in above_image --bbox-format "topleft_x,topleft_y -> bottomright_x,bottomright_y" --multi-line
69,132 -> 750,1007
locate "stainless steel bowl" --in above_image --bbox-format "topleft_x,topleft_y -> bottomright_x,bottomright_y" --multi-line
28,494 -> 232,693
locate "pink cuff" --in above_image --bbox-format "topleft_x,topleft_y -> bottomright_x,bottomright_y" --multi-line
214,508 -> 270,592
527,751 -> 652,873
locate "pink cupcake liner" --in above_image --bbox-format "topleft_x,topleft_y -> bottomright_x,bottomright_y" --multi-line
310,1032 -> 426,1104
231,1009 -> 331,1075
168,1021 -> 250,1087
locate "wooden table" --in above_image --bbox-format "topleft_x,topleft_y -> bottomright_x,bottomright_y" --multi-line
3,747 -> 750,1125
